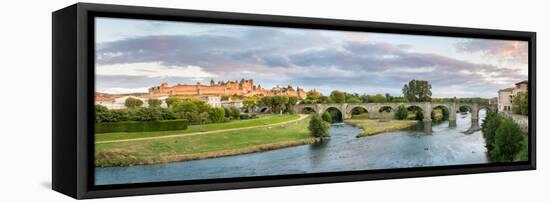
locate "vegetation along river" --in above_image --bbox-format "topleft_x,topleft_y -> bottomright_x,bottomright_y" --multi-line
95,110 -> 488,185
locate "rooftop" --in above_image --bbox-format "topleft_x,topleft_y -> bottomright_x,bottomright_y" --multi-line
515,80 -> 528,86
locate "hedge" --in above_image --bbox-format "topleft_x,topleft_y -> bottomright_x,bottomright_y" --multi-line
95,119 -> 188,133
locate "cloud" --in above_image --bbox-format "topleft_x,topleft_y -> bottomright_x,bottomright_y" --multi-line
96,62 -> 216,78
95,23 -> 528,98
456,39 -> 528,64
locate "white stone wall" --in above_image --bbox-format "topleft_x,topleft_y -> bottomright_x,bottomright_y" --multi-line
501,112 -> 528,133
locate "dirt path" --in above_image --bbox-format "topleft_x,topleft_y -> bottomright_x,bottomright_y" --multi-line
96,114 -> 309,144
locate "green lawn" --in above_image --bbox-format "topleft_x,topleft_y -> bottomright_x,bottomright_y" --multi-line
345,119 -> 418,137
95,114 -> 300,142
95,115 -> 315,167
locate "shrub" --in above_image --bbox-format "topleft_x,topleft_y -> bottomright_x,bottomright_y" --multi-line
95,105 -> 132,123
228,107 -> 241,119
223,107 -> 231,118
208,107 -> 226,123
95,119 -> 188,133
394,105 -> 408,120
250,114 -> 259,119
148,98 -> 162,108
124,97 -> 144,108
131,108 -> 162,121
490,118 -> 525,162
160,108 -> 176,120
308,115 -> 330,139
95,105 -> 109,123
239,114 -> 250,120
322,112 -> 333,123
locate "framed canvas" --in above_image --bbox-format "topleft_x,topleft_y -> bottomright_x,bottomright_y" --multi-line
52,3 -> 536,199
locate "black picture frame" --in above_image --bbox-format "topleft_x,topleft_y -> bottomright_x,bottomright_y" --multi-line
52,3 -> 536,199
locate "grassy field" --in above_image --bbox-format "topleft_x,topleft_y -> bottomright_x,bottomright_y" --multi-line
345,119 -> 418,137
95,115 -> 317,167
96,114 -> 300,142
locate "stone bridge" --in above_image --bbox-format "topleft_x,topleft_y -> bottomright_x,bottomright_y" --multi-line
293,102 -> 495,131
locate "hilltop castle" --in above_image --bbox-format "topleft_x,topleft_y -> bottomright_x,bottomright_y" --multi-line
148,79 -> 307,98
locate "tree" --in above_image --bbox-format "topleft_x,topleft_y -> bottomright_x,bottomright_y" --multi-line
95,104 -> 109,123
170,99 -> 198,115
458,106 -> 471,113
385,93 -> 393,102
242,97 -> 257,113
279,95 -> 290,114
415,110 -> 424,121
124,97 -> 143,108
168,99 -> 205,123
165,97 -> 180,107
322,112 -> 333,123
308,115 -> 330,139
430,107 -> 448,121
229,107 -> 241,119
318,96 -> 331,104
223,107 -> 231,118
391,96 -> 408,103
441,107 -> 449,120
395,105 -> 408,120
402,80 -> 432,102
271,96 -> 285,114
512,92 -> 528,115
133,108 -> 162,121
259,96 -> 274,112
306,90 -> 321,100
207,107 -> 226,123
481,110 -> 503,151
330,90 -> 346,103
490,118 -> 525,162
346,96 -> 361,103
286,96 -> 299,113
148,98 -> 162,108
190,99 -> 210,113
366,94 -> 387,103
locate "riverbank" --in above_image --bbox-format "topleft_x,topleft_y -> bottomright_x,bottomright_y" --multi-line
344,119 -> 418,137
95,115 -> 316,167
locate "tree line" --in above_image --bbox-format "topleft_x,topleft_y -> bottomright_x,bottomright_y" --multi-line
481,110 -> 527,162
95,97 -> 257,125
301,80 -> 489,105
251,95 -> 300,114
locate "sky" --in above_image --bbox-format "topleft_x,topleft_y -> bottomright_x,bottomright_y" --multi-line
95,17 -> 528,98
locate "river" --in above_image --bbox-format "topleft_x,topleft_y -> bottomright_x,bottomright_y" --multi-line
95,110 -> 489,185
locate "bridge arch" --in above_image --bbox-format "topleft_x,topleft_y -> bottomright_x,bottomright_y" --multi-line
258,106 -> 270,113
347,105 -> 369,119
457,104 -> 472,113
378,106 -> 393,112
301,106 -> 317,114
323,107 -> 344,123
431,104 -> 451,122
